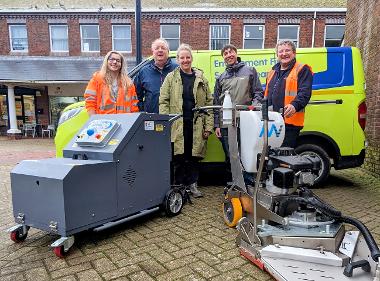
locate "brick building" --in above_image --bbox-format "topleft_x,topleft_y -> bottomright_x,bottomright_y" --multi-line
345,0 -> 380,176
0,0 -> 346,135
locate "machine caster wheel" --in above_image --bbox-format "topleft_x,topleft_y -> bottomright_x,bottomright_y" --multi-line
164,189 -> 184,216
10,229 -> 28,242
53,246 -> 68,258
223,197 -> 243,227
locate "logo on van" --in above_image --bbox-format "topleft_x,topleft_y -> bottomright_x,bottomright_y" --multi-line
259,124 -> 283,138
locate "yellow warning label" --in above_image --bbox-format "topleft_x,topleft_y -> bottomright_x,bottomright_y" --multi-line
155,124 -> 164,132
108,139 -> 119,145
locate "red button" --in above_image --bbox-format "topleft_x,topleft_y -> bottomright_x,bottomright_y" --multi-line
95,134 -> 102,139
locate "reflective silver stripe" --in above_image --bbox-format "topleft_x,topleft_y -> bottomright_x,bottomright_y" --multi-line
126,106 -> 131,112
287,90 -> 298,97
100,104 -> 115,110
85,89 -> 96,96
116,106 -> 125,111
125,94 -> 131,102
86,96 -> 96,101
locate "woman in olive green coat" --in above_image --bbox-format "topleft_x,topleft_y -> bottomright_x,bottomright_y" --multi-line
159,44 -> 213,197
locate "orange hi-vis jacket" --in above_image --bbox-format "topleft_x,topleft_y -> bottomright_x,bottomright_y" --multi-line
84,72 -> 139,114
264,61 -> 311,127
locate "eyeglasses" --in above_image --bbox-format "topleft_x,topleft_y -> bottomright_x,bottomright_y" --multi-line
108,57 -> 121,63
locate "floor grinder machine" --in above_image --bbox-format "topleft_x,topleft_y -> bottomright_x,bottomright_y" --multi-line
216,97 -> 380,280
7,113 -> 187,257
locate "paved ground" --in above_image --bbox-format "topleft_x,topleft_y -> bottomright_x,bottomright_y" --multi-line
0,136 -> 379,281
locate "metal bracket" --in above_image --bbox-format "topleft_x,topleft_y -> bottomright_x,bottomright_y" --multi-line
7,224 -> 28,235
16,213 -> 25,224
51,236 -> 75,252
49,221 -> 58,233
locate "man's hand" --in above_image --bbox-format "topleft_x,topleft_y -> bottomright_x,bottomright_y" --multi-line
87,109 -> 96,116
215,127 -> 222,138
284,104 -> 296,118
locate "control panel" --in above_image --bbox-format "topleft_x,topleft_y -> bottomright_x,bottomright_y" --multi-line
75,119 -> 120,147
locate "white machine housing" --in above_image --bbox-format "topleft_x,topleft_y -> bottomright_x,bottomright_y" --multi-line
240,111 -> 285,173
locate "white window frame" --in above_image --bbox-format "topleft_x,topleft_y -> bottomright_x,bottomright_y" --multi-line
112,25 -> 132,53
324,25 -> 345,47
243,25 -> 265,49
277,25 -> 299,47
80,25 -> 100,52
9,24 -> 28,52
160,24 -> 180,51
49,25 -> 69,52
209,24 -> 231,50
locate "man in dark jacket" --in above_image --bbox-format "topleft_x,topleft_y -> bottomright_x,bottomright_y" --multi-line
214,44 -> 263,171
264,40 -> 313,148
134,38 -> 177,113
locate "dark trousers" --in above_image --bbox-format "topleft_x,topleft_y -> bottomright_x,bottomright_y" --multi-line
173,119 -> 200,186
218,128 -> 231,171
282,125 -> 302,148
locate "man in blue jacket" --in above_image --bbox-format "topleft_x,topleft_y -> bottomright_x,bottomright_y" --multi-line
134,38 -> 177,113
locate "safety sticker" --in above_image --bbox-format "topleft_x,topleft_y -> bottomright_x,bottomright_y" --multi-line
155,124 -> 164,132
108,139 -> 119,145
144,121 -> 154,131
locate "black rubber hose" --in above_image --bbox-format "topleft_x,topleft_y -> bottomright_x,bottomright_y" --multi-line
278,195 -> 380,262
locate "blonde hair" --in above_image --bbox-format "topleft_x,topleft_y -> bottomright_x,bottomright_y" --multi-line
99,51 -> 133,89
176,43 -> 193,59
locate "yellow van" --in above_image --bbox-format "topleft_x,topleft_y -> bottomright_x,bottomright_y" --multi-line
55,47 -> 366,185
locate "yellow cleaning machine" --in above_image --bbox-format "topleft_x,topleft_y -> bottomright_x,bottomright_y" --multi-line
7,113 -> 187,257
217,97 -> 380,281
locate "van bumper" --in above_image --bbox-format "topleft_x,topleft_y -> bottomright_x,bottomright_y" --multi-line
334,149 -> 365,170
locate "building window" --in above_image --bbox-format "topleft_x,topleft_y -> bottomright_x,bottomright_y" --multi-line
325,25 -> 345,47
244,25 -> 265,49
9,25 -> 28,52
50,25 -> 68,52
210,25 -> 230,50
278,25 -> 299,47
112,25 -> 132,52
80,25 -> 100,52
160,25 -> 180,51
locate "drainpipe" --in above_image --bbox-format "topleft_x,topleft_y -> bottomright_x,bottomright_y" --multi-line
312,11 -> 316,47
135,0 -> 142,64
6,85 -> 21,135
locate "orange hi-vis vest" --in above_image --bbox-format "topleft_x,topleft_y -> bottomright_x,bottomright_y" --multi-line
264,61 -> 311,127
84,72 -> 139,114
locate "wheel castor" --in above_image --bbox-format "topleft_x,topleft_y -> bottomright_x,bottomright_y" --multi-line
53,245 -> 68,258
164,189 -> 184,216
9,226 -> 29,243
223,197 -> 243,227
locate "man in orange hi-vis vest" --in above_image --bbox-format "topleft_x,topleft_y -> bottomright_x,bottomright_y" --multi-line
84,51 -> 139,115
264,40 -> 313,148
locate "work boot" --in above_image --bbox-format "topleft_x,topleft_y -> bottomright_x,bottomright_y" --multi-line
189,182 -> 203,198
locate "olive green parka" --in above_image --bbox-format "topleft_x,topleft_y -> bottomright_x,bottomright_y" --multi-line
159,67 -> 213,158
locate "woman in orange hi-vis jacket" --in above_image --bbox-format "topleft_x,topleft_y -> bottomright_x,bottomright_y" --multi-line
84,51 -> 139,115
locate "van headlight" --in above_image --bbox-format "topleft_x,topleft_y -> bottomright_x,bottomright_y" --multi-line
58,107 -> 83,126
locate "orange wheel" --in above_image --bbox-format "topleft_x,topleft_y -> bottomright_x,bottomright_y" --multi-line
223,197 -> 243,227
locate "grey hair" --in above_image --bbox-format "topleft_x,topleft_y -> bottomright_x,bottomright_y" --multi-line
176,43 -> 193,58
275,40 -> 297,53
151,38 -> 170,52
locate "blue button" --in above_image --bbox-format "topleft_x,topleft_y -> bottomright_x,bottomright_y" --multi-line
87,128 -> 95,136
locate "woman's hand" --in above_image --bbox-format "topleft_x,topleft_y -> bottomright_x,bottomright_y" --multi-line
203,131 -> 211,139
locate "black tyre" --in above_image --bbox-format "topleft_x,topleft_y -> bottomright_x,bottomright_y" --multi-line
295,144 -> 331,186
164,189 -> 183,216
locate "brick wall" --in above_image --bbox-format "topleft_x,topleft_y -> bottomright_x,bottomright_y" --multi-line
181,19 -> 210,50
299,19 -> 313,47
264,19 -> 278,48
345,0 -> 380,176
231,19 -> 244,49
314,19 -> 325,47
141,18 -> 160,57
68,19 -> 81,56
27,19 -> 50,56
99,19 -> 112,56
0,19 -> 10,54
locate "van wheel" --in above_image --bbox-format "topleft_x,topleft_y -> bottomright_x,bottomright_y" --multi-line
295,144 -> 331,186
